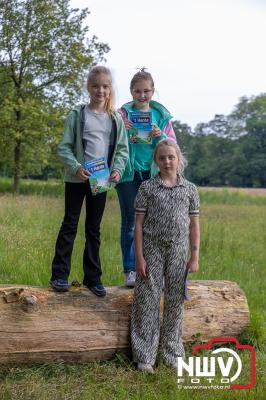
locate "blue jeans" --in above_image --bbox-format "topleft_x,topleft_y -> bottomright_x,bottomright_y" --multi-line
116,171 -> 150,273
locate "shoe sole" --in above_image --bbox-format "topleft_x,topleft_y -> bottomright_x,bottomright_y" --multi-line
50,282 -> 69,292
126,283 -> 135,288
87,287 -> 106,297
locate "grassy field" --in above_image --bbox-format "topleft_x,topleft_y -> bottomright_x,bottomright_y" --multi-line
0,181 -> 265,399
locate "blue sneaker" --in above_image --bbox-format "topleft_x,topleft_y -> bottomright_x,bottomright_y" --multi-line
86,284 -> 106,297
50,278 -> 69,292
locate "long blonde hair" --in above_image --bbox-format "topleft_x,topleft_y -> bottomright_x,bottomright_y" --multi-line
86,66 -> 115,115
153,139 -> 187,175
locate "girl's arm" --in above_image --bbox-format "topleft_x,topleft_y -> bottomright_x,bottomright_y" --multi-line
134,214 -> 147,278
187,216 -> 200,272
76,167 -> 90,181
150,121 -> 176,141
151,121 -> 177,146
164,121 -> 177,142
110,113 -> 129,180
109,170 -> 121,182
58,112 -> 82,175
117,107 -> 132,130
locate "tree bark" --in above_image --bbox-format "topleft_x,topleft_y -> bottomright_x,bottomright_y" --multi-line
14,137 -> 21,194
0,281 -> 250,365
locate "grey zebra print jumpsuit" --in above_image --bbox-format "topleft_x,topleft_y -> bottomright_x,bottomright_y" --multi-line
131,175 -> 200,366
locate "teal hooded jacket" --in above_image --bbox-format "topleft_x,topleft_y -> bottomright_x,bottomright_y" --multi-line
58,105 -> 129,183
118,100 -> 175,182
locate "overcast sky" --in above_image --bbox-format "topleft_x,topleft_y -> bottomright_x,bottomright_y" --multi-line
71,0 -> 266,129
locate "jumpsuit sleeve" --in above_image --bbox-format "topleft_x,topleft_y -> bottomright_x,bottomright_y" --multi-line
189,185 -> 200,217
135,182 -> 148,215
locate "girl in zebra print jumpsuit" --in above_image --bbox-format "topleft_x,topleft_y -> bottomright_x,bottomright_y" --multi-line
132,139 -> 200,373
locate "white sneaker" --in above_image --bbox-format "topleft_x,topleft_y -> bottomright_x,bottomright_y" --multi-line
137,363 -> 154,374
125,271 -> 136,287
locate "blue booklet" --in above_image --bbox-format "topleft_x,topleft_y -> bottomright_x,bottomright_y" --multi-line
84,157 -> 111,196
129,111 -> 152,144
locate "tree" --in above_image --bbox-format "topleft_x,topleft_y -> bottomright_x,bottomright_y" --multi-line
172,120 -> 193,164
0,0 -> 109,192
194,114 -> 232,137
228,94 -> 266,186
228,94 -> 266,138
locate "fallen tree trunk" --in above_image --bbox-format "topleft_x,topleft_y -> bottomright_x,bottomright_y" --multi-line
0,281 -> 249,365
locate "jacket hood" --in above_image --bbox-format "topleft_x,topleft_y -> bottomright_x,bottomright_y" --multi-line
71,104 -> 85,113
121,100 -> 173,121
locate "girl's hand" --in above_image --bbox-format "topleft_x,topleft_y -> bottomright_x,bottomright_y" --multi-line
149,124 -> 161,137
187,259 -> 199,273
136,256 -> 147,278
130,135 -> 137,143
124,119 -> 132,130
76,167 -> 90,181
109,170 -> 121,183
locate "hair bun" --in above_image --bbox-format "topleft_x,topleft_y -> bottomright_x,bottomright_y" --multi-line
130,68 -> 154,90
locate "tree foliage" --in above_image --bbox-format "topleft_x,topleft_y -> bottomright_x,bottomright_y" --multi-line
0,0 -> 109,192
176,94 -> 266,187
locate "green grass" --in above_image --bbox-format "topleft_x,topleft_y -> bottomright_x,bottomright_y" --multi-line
0,177 -> 65,196
0,352 -> 265,400
1,177 -> 266,204
0,186 -> 265,399
198,188 -> 266,205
